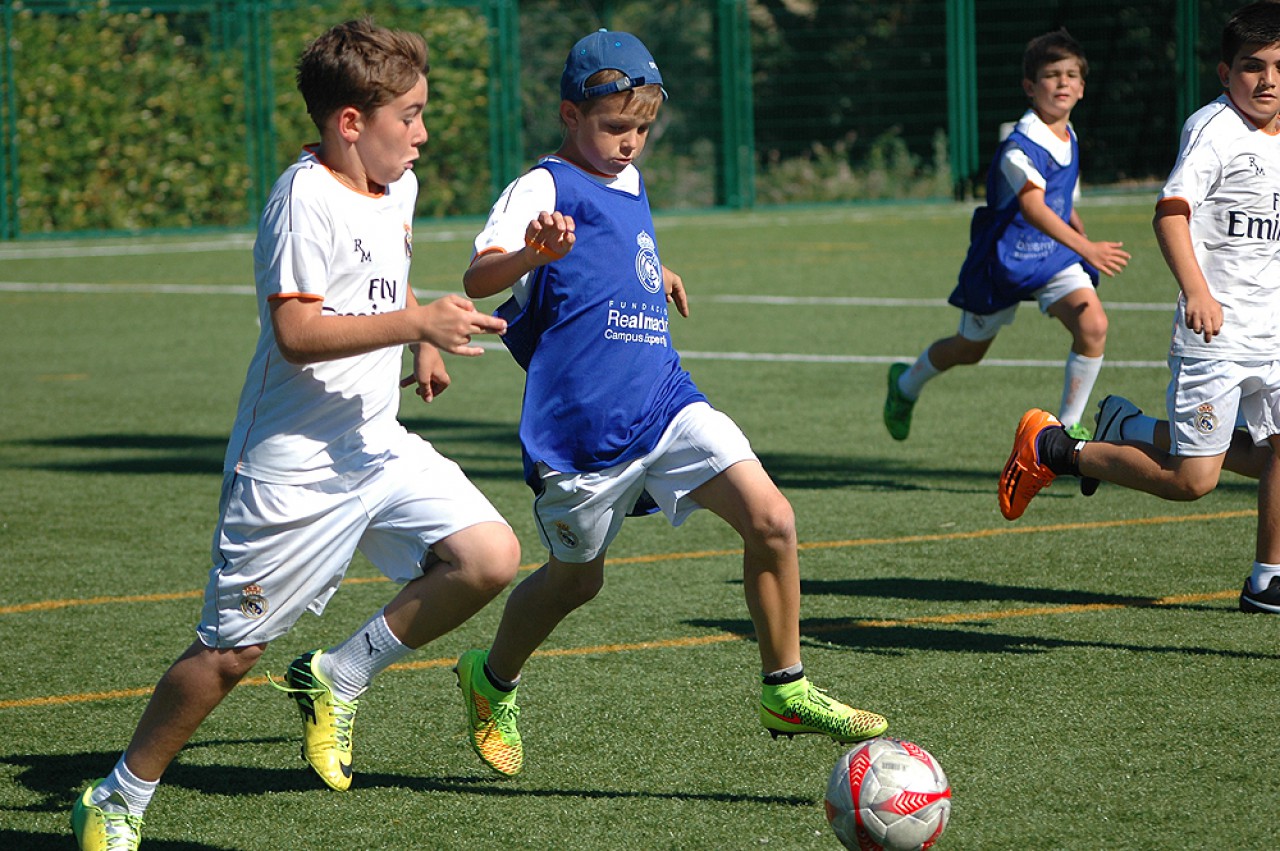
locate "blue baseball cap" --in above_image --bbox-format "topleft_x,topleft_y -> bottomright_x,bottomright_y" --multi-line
560,29 -> 666,103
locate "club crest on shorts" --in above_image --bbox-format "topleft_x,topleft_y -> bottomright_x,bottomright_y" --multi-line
239,584 -> 269,619
634,230 -> 662,294
553,520 -> 579,549
1195,403 -> 1219,435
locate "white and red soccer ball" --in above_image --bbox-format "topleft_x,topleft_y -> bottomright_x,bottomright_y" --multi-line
824,737 -> 951,850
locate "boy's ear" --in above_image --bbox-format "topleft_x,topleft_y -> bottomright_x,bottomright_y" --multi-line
336,106 -> 364,142
1217,61 -> 1231,88
559,100 -> 581,130
1022,77 -> 1035,100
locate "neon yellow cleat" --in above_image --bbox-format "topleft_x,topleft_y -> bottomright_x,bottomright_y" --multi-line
272,650 -> 360,791
454,649 -> 523,776
760,678 -> 888,743
71,780 -> 142,851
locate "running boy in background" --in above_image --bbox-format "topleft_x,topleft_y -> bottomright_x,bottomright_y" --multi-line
72,19 -> 519,849
453,29 -> 888,778
998,2 -> 1280,615
884,29 -> 1130,442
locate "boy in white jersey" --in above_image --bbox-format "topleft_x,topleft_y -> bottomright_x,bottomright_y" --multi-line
72,19 -> 518,849
884,29 -> 1130,443
450,29 -> 888,778
999,3 -> 1280,615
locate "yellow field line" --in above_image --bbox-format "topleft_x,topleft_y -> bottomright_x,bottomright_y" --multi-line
0,509 -> 1252,710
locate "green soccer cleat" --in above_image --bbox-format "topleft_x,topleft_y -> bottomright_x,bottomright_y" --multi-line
1064,422 -> 1092,440
72,779 -> 143,851
883,363 -> 916,441
760,678 -> 888,743
454,649 -> 523,776
272,649 -> 361,791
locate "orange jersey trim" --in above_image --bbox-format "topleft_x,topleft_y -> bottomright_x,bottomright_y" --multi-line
1155,196 -> 1192,218
267,292 -> 324,302
470,246 -> 507,266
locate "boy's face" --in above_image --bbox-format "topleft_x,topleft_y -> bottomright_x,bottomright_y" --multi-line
1219,42 -> 1280,128
558,96 -> 657,176
1022,57 -> 1085,125
354,75 -> 429,189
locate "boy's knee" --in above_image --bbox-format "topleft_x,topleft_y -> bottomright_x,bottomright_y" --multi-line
454,527 -> 522,593
743,494 -> 797,550
1168,470 -> 1218,501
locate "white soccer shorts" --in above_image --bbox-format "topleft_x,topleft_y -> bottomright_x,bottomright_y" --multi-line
957,263 -> 1095,341
531,402 -> 756,563
197,440 -> 507,648
1166,356 -> 1280,457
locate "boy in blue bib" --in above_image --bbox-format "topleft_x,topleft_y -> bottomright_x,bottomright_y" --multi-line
453,29 -> 889,777
884,29 -> 1130,444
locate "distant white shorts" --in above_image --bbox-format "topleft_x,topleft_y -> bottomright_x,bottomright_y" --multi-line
531,402 -> 756,563
197,440 -> 507,648
957,263 -> 1095,341
1166,356 -> 1280,457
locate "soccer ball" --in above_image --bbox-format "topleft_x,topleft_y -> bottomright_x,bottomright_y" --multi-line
824,737 -> 951,850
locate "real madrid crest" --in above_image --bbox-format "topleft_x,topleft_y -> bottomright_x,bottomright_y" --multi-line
239,584 -> 269,619
1194,403 -> 1219,435
553,520 -> 579,549
634,230 -> 662,294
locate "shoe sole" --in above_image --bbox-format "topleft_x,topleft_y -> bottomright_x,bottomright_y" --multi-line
1239,581 -> 1280,613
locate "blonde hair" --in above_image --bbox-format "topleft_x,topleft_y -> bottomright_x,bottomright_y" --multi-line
574,69 -> 663,118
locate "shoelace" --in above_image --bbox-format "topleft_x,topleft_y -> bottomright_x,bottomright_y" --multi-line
269,675 -> 360,750
98,809 -> 144,850
484,697 -> 520,735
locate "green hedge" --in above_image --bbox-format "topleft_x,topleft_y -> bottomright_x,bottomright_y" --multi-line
6,0 -> 492,234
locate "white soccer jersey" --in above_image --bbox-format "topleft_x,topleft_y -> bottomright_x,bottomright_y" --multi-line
1161,95 -> 1280,360
225,147 -> 420,484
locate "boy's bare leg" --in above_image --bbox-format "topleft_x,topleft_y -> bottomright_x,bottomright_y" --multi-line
485,554 -> 606,682
1256,442 -> 1280,565
1077,442 -> 1225,501
691,459 -> 800,673
123,641 -> 265,781
925,334 -> 994,372
383,521 -> 520,649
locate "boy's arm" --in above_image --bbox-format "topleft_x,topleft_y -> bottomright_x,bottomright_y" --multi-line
399,287 -> 451,403
1017,187 -> 1130,276
270,291 -> 505,365
464,211 -> 576,299
1153,199 -> 1221,342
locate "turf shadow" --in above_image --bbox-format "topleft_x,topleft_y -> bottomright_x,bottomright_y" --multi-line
684,615 -> 1280,662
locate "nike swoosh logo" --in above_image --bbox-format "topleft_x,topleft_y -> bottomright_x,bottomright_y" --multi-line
763,707 -> 802,724
339,760 -> 352,778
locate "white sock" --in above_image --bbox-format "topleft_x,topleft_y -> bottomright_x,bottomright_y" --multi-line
317,610 -> 413,701
93,755 -> 157,818
897,352 -> 941,400
1059,352 -> 1103,428
1250,562 -> 1280,594
1122,414 -> 1157,444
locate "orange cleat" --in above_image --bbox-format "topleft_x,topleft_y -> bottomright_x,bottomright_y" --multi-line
999,409 -> 1061,520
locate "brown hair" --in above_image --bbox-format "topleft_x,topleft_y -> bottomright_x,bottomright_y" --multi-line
296,18 -> 429,131
1022,28 -> 1088,81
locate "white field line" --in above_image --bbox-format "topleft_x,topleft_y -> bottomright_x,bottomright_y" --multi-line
1,280 -> 1171,369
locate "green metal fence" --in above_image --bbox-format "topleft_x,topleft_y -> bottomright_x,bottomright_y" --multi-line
0,0 -> 1255,239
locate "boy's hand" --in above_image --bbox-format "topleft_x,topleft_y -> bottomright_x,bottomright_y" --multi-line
663,265 -> 689,317
418,293 -> 507,356
522,211 -> 575,267
1183,292 -> 1224,343
1081,239 -> 1131,277
400,344 -> 450,403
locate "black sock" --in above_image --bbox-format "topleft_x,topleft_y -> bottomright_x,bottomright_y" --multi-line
1037,426 -> 1083,476
483,661 -> 518,693
762,665 -> 805,686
